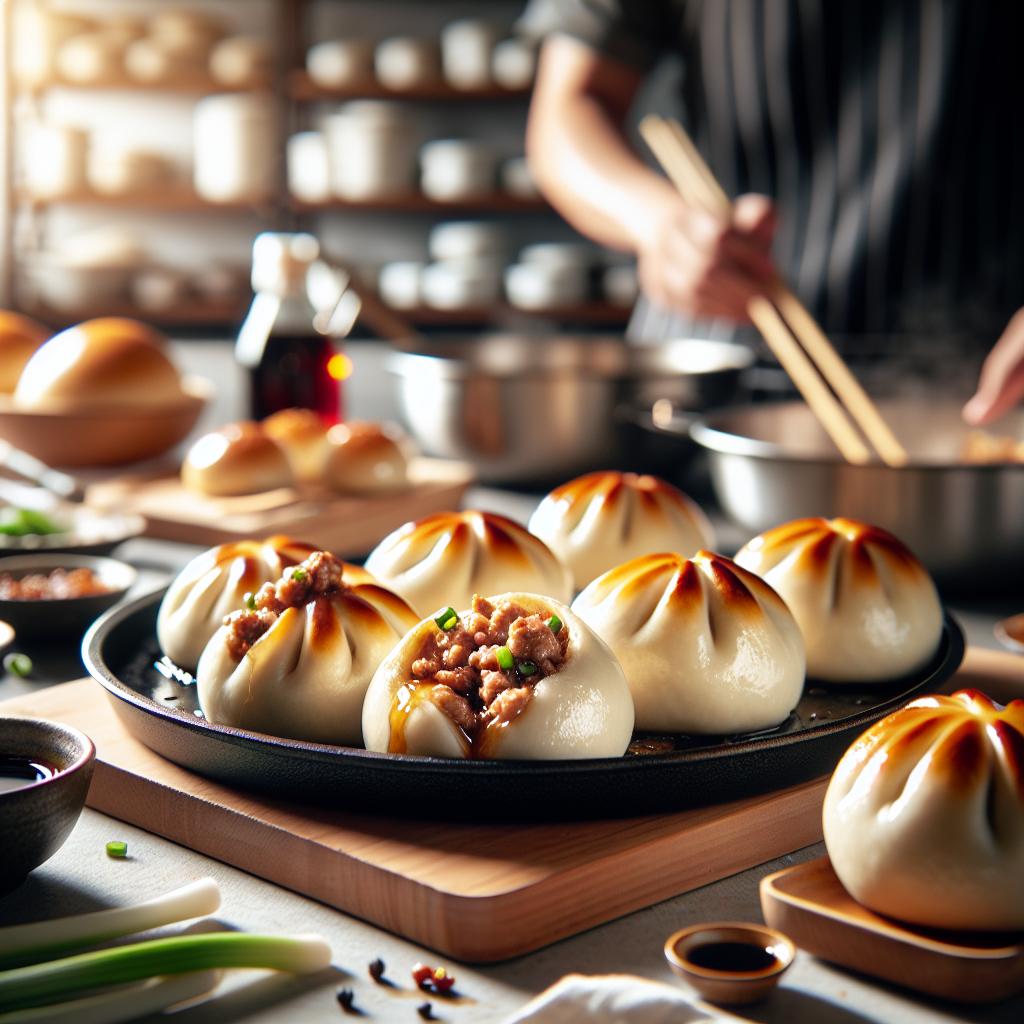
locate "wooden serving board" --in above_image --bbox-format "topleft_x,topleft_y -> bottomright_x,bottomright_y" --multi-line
760,857 -> 1024,1004
84,457 -> 473,555
0,681 -> 828,963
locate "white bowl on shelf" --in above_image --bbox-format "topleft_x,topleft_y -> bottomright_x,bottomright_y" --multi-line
492,38 -> 535,89
378,261 -> 425,310
499,156 -> 538,198
440,19 -> 498,89
287,131 -> 330,202
325,103 -> 418,199
374,37 -> 440,90
420,140 -> 497,200
422,260 -> 502,310
505,262 -> 589,310
429,221 -> 507,262
306,39 -> 375,89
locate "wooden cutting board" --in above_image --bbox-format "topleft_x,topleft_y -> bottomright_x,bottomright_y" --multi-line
84,457 -> 473,555
0,681 -> 828,963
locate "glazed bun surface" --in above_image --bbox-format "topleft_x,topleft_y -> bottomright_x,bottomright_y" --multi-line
529,471 -> 715,590
198,552 -> 417,745
361,592 -> 634,759
324,420 -> 410,494
181,422 -> 294,496
13,317 -> 184,409
0,311 -> 50,393
823,690 -> 1024,931
262,407 -> 329,483
572,551 -> 805,734
364,510 -> 573,616
734,517 -> 942,683
157,534 -> 337,669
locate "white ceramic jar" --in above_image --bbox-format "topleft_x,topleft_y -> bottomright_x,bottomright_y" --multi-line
209,36 -> 272,88
23,123 -> 88,199
286,131 -> 330,202
377,261 -> 425,309
505,262 -> 589,310
193,94 -> 276,203
440,19 -> 498,89
420,140 -> 496,200
88,149 -> 175,195
56,31 -> 123,83
306,39 -> 375,88
325,102 -> 417,199
422,261 -> 502,309
428,220 -> 507,262
492,38 -> 536,89
374,37 -> 440,90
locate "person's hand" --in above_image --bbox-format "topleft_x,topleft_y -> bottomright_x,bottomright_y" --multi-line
963,308 -> 1024,424
635,193 -> 777,322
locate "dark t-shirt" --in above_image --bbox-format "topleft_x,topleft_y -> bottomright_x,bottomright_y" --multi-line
522,0 -> 1024,352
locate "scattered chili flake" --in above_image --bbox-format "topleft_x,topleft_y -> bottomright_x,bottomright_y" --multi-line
417,1002 -> 434,1020
368,957 -> 386,983
412,963 -> 455,995
335,987 -> 357,1014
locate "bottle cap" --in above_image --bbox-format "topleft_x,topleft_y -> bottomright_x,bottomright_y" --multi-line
251,232 -> 320,295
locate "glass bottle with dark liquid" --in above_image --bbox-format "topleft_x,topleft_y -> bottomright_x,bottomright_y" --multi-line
236,233 -> 344,423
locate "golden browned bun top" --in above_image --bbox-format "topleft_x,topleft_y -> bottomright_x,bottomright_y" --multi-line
323,420 -> 410,494
13,317 -> 184,410
262,408 -> 330,483
0,310 -> 50,394
181,422 -> 295,497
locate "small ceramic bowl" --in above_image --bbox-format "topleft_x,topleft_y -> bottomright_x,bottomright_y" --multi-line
0,716 -> 95,888
664,921 -> 795,1005
0,553 -> 137,639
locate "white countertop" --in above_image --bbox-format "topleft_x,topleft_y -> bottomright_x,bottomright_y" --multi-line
1,340 -> 1021,1024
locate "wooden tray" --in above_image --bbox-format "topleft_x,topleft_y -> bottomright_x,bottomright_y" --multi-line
761,856 -> 1024,1003
84,457 -> 473,555
0,681 -> 828,963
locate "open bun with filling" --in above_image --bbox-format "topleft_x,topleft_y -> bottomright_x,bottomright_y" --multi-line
823,690 -> 1024,931
362,591 -> 634,759
13,317 -> 184,410
529,471 -> 715,591
0,310 -> 50,393
572,551 -> 805,734
197,550 -> 417,745
364,510 -> 572,616
157,534 -> 374,669
734,517 -> 942,683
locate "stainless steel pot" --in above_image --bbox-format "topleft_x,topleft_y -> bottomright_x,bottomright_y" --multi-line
388,335 -> 752,483
690,399 -> 1024,585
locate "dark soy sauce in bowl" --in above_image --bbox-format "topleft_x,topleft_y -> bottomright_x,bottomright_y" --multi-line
0,756 -> 55,794
686,941 -> 780,974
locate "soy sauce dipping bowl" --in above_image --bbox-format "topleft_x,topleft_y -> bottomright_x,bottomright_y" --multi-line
0,553 -> 137,640
664,922 -> 796,1005
0,716 -> 95,889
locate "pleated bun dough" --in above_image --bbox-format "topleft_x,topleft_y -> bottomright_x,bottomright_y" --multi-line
157,534 -> 373,670
572,550 -> 805,734
197,551 -> 417,745
529,471 -> 714,590
364,510 -> 572,616
824,690 -> 1024,931
362,592 -> 634,759
14,317 -> 183,409
734,517 -> 942,683
181,422 -> 294,496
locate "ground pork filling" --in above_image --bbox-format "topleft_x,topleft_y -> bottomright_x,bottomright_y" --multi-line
223,551 -> 347,660
408,595 -> 569,734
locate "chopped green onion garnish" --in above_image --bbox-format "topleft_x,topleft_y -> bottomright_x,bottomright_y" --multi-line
291,568 -> 307,582
105,841 -> 128,859
517,660 -> 537,676
546,614 -> 563,634
244,592 -> 257,611
496,646 -> 514,671
4,653 -> 32,678
434,607 -> 458,631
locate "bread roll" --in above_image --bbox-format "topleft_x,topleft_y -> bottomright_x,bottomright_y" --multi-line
529,471 -> 715,591
572,551 -> 805,734
734,517 -> 943,683
823,690 -> 1024,931
262,408 -> 329,483
324,421 -> 409,494
362,592 -> 633,759
13,317 -> 183,410
181,422 -> 294,497
364,510 -> 573,617
0,311 -> 50,393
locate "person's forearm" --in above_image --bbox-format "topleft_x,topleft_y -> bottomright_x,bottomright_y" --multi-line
526,37 -> 679,254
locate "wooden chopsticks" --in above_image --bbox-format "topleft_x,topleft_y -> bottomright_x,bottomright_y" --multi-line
639,114 -> 908,468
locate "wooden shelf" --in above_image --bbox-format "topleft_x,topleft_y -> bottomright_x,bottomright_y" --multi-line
22,299 -> 247,329
291,192 -> 547,214
401,302 -> 632,326
16,188 -> 274,213
290,71 -> 530,102
20,75 -> 267,96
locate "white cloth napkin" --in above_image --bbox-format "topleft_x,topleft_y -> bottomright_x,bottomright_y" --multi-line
503,973 -> 747,1023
